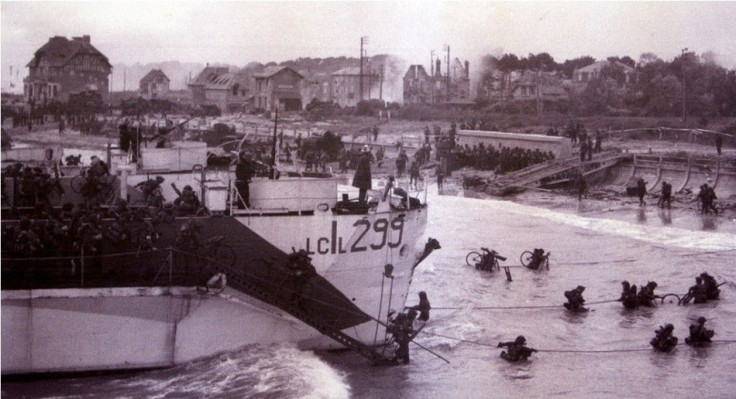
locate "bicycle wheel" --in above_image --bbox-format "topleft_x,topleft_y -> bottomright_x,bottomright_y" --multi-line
216,245 -> 237,268
520,251 -> 534,268
466,251 -> 482,267
70,176 -> 86,194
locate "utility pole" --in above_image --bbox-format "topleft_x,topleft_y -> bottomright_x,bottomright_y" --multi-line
681,48 -> 688,123
536,69 -> 542,118
379,64 -> 384,100
446,45 -> 451,102
360,36 -> 368,102
430,50 -> 435,76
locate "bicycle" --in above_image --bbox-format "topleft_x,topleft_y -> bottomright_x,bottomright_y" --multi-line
196,235 -> 237,269
520,250 -> 551,270
466,247 -> 506,272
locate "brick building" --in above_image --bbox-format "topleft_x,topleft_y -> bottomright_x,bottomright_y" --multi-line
139,69 -> 170,99
24,35 -> 112,104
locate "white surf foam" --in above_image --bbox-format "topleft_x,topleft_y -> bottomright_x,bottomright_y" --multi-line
433,192 -> 736,252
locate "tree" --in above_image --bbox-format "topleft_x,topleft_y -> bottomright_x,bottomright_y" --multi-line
645,74 -> 682,116
579,75 -> 626,115
638,52 -> 661,67
558,56 -> 596,78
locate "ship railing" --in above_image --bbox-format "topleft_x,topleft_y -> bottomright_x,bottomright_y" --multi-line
1,245 -> 243,291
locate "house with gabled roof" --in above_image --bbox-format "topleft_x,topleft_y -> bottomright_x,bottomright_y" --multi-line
253,66 -> 305,111
24,35 -> 112,103
403,65 -> 432,104
330,66 -> 380,107
188,66 -> 251,113
139,69 -> 170,99
572,60 -> 635,85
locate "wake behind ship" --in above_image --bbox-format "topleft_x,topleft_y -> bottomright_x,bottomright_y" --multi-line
1,143 -> 434,375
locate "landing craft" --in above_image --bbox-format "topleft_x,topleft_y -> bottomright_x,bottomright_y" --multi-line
1,131 -> 435,374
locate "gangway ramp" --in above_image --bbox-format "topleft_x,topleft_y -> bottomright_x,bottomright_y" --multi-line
486,151 -> 626,196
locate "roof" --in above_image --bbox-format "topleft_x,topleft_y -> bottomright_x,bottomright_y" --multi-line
332,67 -> 362,76
252,66 -> 304,79
404,65 -> 430,80
574,60 -> 635,74
140,69 -> 170,84
203,72 -> 250,90
26,35 -> 111,69
189,66 -> 229,86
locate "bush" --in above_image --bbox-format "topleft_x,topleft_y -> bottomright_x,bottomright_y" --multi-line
355,99 -> 386,116
304,99 -> 340,121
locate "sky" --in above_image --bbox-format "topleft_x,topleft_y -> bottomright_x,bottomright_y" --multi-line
2,1 -> 736,92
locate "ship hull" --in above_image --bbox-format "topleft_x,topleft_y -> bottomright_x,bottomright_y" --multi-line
1,204 -> 428,375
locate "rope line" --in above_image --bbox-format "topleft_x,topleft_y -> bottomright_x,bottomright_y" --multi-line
2,248 -> 162,261
419,330 -> 736,353
432,299 -> 620,310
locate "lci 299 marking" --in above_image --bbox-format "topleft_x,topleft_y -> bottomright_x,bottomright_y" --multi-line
304,217 -> 405,255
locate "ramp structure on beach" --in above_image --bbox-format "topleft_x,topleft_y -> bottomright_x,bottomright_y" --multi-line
485,151 -> 625,196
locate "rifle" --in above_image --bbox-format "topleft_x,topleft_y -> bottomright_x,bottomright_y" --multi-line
146,118 -> 192,143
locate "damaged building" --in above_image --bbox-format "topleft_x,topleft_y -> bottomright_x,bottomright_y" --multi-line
24,35 -> 112,103
403,58 -> 471,105
188,66 -> 251,113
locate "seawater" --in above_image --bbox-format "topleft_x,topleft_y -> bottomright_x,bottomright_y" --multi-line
3,186 -> 735,399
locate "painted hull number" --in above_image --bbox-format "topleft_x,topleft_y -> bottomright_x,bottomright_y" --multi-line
305,217 -> 405,255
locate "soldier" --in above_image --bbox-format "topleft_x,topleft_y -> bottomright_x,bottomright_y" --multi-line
637,281 -> 658,307
405,291 -> 431,323
685,317 -> 714,346
498,335 -> 537,362
436,165 -> 444,191
700,272 -> 720,300
682,276 -> 708,304
636,178 -> 647,206
563,285 -> 588,312
352,145 -> 373,204
235,152 -> 254,208
658,181 -> 672,209
650,323 -> 678,352
619,281 -> 639,309
172,184 -> 201,215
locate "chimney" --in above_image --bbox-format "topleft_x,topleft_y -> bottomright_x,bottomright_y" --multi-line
465,61 -> 469,77
436,59 -> 441,77
82,35 -> 90,44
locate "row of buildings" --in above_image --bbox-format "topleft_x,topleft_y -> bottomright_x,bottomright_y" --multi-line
22,35 -> 634,113
186,64 -> 384,113
476,60 -> 636,104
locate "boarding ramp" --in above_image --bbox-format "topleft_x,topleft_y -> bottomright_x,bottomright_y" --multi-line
485,151 -> 626,196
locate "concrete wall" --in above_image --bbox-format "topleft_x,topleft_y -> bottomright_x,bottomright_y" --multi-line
457,130 -> 573,159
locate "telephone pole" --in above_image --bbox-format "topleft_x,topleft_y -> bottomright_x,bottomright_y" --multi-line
360,36 -> 368,102
430,50 -> 435,76
681,48 -> 688,123
444,45 -> 450,102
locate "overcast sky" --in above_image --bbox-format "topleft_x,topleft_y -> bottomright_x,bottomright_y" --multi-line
2,1 -> 736,90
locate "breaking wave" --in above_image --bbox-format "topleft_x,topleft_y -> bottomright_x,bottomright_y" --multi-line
438,194 -> 736,252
